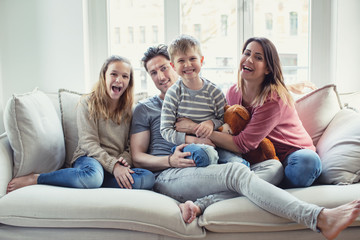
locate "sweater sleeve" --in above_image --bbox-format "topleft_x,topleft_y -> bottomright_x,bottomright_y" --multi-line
232,99 -> 282,153
210,84 -> 226,130
76,99 -> 119,173
160,84 -> 186,145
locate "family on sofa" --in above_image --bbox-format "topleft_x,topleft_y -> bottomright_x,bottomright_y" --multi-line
5,35 -> 360,240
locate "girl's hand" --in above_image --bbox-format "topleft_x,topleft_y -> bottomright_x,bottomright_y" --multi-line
117,157 -> 130,167
113,160 -> 134,189
194,120 -> 214,138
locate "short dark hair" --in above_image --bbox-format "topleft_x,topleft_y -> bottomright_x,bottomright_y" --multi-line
142,44 -> 170,72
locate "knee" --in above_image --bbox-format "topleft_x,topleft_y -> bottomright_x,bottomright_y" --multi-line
78,165 -> 104,189
132,169 -> 155,190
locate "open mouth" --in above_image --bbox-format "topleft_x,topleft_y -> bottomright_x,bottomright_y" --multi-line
242,65 -> 253,72
159,79 -> 170,86
112,86 -> 122,93
183,69 -> 195,74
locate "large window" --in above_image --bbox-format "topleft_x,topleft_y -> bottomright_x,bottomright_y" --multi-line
108,0 -> 310,95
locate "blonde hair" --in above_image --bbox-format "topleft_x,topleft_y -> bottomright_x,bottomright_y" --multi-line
238,37 -> 294,107
168,34 -> 203,62
86,55 -> 134,124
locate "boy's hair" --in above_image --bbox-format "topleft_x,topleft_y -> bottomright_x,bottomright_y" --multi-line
142,44 -> 170,72
168,34 -> 203,62
237,37 -> 293,107
87,55 -> 134,124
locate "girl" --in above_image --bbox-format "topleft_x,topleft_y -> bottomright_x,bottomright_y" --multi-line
7,55 -> 155,192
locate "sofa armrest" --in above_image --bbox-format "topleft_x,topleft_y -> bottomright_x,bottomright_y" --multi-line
0,133 -> 13,198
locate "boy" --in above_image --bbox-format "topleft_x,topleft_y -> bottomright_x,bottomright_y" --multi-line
160,34 -> 249,167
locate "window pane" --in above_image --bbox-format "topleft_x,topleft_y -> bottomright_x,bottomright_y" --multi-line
252,0 -> 309,84
108,0 -> 164,94
180,0 -> 237,93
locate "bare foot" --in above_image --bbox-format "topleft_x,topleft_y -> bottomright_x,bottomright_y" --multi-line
317,199 -> 360,240
6,173 -> 39,193
179,200 -> 202,224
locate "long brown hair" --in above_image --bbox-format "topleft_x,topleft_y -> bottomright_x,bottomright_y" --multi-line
86,55 -> 134,124
237,37 -> 293,107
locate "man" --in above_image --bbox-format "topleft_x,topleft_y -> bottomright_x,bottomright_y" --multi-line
130,44 -> 283,222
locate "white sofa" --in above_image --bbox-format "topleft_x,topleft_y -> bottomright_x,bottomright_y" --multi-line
1,85 -> 360,240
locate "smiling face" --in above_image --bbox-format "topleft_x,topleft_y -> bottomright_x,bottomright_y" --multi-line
170,47 -> 204,83
105,61 -> 131,107
146,55 -> 178,99
239,41 -> 270,85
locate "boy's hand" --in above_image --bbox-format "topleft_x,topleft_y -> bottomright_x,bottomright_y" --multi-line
170,144 -> 196,168
194,120 -> 214,138
113,158 -> 134,189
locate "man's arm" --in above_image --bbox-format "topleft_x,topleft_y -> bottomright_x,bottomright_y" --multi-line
130,130 -> 196,171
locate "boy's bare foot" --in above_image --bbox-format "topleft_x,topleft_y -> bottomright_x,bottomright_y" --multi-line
6,173 -> 39,193
317,199 -> 360,240
179,200 -> 202,224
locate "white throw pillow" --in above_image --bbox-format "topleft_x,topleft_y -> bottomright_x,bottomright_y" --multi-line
295,84 -> 342,146
58,89 -> 82,167
317,109 -> 360,185
3,88 -> 65,177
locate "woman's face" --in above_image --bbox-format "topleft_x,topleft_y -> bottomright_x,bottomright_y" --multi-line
105,61 -> 131,105
239,41 -> 270,85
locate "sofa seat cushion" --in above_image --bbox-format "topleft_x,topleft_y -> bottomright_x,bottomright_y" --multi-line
198,183 -> 360,233
0,185 -> 204,239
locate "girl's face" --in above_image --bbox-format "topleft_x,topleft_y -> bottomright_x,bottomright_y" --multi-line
239,41 -> 270,85
105,61 -> 131,105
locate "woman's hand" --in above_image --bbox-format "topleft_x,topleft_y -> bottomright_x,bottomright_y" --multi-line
169,144 -> 196,168
175,118 -> 198,134
113,158 -> 134,189
194,120 -> 214,138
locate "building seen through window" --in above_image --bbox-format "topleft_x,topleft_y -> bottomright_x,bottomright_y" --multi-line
108,0 -> 309,95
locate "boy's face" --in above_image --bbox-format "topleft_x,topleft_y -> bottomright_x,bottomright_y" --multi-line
170,47 -> 204,82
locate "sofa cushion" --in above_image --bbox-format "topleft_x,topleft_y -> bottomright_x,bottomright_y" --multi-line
295,84 -> 342,146
198,183 -> 360,233
317,109 -> 360,184
0,185 -> 204,238
3,89 -> 65,177
58,89 -> 82,168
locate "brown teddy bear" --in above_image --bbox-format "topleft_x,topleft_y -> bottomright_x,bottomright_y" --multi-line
218,104 -> 279,164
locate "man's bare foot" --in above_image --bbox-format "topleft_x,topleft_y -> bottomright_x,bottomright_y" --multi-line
317,199 -> 360,240
6,173 -> 39,193
179,200 -> 202,224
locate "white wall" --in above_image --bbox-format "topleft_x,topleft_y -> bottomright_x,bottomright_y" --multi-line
0,0 -> 87,133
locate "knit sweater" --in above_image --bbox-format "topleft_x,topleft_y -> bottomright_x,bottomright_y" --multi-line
71,96 -> 132,173
226,84 -> 315,162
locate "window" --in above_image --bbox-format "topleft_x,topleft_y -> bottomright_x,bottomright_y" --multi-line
108,0 -> 310,94
114,27 -> 121,44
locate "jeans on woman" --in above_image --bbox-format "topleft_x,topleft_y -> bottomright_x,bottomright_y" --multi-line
281,149 -> 322,188
37,156 -> 155,190
154,162 -> 322,232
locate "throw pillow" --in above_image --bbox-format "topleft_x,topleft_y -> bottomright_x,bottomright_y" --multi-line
317,109 -> 360,185
58,89 -> 82,167
295,84 -> 342,146
3,88 -> 65,177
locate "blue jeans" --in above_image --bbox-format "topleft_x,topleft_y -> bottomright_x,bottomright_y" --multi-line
281,149 -> 322,188
38,156 -> 155,190
172,144 -> 250,167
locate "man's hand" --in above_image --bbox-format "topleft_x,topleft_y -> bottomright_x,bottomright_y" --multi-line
194,120 -> 214,138
113,157 -> 134,189
169,144 -> 196,168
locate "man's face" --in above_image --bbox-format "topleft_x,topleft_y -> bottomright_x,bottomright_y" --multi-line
146,55 -> 178,99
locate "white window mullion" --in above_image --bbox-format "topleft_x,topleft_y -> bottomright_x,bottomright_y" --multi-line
164,0 -> 180,44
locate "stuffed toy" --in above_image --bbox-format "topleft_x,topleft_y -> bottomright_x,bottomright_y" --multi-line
218,104 -> 279,164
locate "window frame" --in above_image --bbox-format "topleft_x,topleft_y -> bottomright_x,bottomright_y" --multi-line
85,0 -> 332,90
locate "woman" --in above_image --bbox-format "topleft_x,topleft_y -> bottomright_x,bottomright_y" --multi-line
7,55 -> 154,192
211,37 -> 321,188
